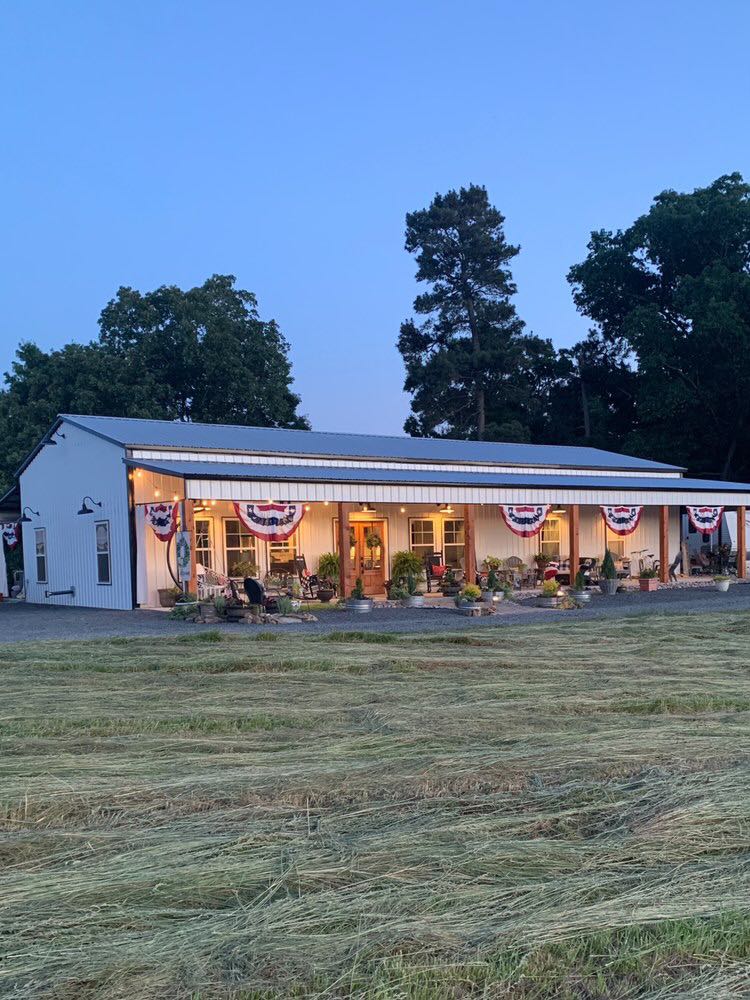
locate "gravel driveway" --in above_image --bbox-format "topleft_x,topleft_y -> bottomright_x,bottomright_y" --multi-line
1,584 -> 750,643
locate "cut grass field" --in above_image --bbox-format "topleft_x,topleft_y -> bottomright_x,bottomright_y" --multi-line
1,612 -> 749,999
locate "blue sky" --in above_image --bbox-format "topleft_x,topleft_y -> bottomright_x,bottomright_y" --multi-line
2,1 -> 749,433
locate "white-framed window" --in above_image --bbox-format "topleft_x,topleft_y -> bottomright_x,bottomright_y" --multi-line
540,517 -> 561,560
442,518 -> 465,569
223,518 -> 258,577
606,538 -> 626,558
35,528 -> 47,583
409,519 -> 435,560
95,520 -> 111,585
269,536 -> 297,572
195,518 -> 214,569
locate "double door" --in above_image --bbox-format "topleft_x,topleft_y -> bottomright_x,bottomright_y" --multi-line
351,520 -> 386,595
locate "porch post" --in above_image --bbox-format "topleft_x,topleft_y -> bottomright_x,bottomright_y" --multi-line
658,505 -> 669,584
463,504 -> 477,584
182,498 -> 198,595
737,506 -> 746,579
568,504 -> 580,583
336,502 -> 354,597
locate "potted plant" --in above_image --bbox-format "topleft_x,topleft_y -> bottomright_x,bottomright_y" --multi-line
534,552 -> 551,582
401,573 -> 425,608
537,579 -> 561,608
391,550 -> 424,580
570,569 -> 591,603
225,595 -> 247,622
170,591 -> 199,620
599,549 -> 619,595
639,567 -> 659,592
714,574 -> 731,593
230,559 -> 259,580
439,567 -> 461,597
485,567 -> 505,601
347,577 -> 373,613
317,552 -> 339,602
158,585 -> 183,608
455,583 -> 482,613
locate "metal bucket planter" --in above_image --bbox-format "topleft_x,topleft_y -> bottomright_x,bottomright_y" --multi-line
537,596 -> 560,609
347,598 -> 374,613
402,595 -> 425,608
571,589 -> 591,604
599,579 -> 619,596
456,601 -> 481,616
715,579 -> 731,593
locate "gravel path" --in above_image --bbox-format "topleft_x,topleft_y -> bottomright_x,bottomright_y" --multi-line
1,584 -> 750,642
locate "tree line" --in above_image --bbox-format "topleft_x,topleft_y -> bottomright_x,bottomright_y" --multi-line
2,172 -> 750,496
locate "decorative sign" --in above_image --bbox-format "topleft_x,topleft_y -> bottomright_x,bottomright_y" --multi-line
1,522 -> 19,550
499,504 -> 551,538
600,505 -> 644,536
233,501 -> 305,541
175,531 -> 192,582
144,502 -> 178,542
686,506 -> 723,535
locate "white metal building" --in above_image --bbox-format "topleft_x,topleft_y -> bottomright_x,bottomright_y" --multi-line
5,413 -> 750,610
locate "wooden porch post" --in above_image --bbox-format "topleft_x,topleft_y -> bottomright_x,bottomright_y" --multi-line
463,504 -> 477,584
336,502 -> 355,598
182,498 -> 198,595
568,504 -> 580,583
737,506 -> 746,579
658,505 -> 669,584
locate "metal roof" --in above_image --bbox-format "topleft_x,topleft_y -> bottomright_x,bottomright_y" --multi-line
62,413 -> 682,472
124,457 -> 750,494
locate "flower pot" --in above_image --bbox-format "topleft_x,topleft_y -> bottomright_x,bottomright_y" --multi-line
639,577 -> 659,592
715,579 -> 731,593
599,579 -> 619,596
317,588 -> 335,603
402,594 -> 425,608
346,598 -> 374,613
537,596 -> 560,608
571,589 -> 591,603
158,588 -> 179,608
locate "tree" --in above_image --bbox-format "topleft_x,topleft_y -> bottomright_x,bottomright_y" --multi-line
0,275 -> 308,493
398,185 -> 546,441
568,174 -> 750,478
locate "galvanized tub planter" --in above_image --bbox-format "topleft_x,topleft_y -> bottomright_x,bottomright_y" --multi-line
346,598 -> 374,613
536,595 -> 560,609
570,589 -> 591,604
715,577 -> 731,593
456,600 -> 481,616
402,594 -> 425,608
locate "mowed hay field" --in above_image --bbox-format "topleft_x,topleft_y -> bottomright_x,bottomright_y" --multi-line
1,615 -> 749,999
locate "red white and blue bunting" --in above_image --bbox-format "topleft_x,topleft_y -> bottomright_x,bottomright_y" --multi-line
686,506 -> 723,535
1,522 -> 19,550
144,502 -> 178,542
600,505 -> 643,536
499,504 -> 551,538
233,502 -> 306,542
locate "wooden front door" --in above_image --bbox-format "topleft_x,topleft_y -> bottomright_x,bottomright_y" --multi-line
353,520 -> 386,595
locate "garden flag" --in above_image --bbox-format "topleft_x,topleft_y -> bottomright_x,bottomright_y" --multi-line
144,502 -> 178,542
600,505 -> 643,536
499,504 -> 551,538
686,505 -> 723,534
1,522 -> 19,549
233,502 -> 306,541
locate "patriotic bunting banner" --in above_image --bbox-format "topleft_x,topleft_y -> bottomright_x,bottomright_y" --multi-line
499,504 -> 551,538
144,502 -> 178,542
600,505 -> 643,536
686,506 -> 723,535
233,502 -> 306,541
1,522 -> 19,550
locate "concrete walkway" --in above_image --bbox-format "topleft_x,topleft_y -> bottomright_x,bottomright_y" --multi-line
1,584 -> 750,642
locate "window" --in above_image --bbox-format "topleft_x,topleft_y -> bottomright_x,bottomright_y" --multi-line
540,517 -> 561,560
223,519 -> 257,576
606,538 -> 625,557
443,519 -> 465,568
269,536 -> 297,572
95,521 -> 111,585
195,518 -> 214,569
410,519 -> 435,560
35,528 -> 47,583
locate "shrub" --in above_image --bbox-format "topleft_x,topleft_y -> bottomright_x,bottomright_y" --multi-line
542,579 -> 560,596
389,584 -> 409,600
350,577 -> 366,600
486,568 -> 501,591
573,570 -> 587,591
601,549 -> 617,580
484,555 -> 503,571
460,583 -> 482,602
391,550 -> 425,581
640,567 -> 659,579
317,552 -> 340,584
276,596 -> 294,615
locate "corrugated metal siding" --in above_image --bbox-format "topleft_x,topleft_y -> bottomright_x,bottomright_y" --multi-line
20,421 -> 132,609
62,413 -> 682,471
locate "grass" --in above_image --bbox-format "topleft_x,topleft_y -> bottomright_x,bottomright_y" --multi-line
0,611 -> 749,998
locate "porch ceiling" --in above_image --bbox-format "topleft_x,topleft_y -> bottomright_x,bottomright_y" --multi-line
123,458 -> 750,507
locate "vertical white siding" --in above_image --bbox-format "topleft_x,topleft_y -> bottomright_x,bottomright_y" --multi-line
20,423 -> 132,609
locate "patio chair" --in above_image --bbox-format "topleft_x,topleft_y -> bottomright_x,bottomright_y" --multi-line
424,552 -> 447,593
244,577 -> 279,614
293,555 -> 320,600
505,555 -> 525,587
197,564 -> 230,601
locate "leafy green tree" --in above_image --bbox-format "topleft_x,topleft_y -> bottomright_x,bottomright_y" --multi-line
398,184 -> 547,441
568,174 -> 750,478
0,275 -> 308,493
